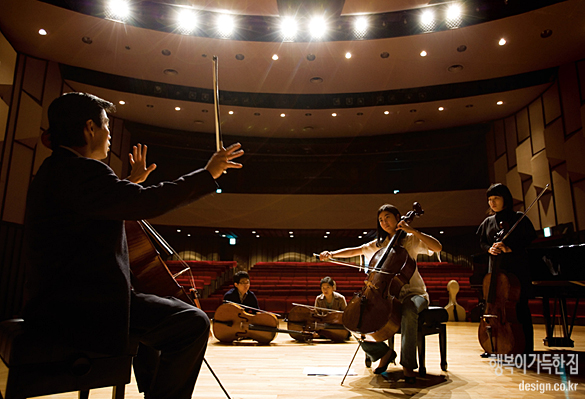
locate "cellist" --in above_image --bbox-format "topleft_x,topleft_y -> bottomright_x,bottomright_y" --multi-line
476,183 -> 536,353
320,204 -> 442,383
22,93 -> 244,399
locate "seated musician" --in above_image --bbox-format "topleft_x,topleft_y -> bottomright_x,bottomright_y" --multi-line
314,276 -> 347,315
477,183 -> 536,353
223,271 -> 260,312
320,204 -> 442,383
22,92 -> 243,399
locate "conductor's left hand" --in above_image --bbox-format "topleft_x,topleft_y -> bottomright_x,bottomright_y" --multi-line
206,143 -> 244,179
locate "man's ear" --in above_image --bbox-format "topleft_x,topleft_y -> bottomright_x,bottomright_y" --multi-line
84,119 -> 95,136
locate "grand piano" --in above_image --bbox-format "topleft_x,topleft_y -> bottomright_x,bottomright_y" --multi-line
471,240 -> 585,348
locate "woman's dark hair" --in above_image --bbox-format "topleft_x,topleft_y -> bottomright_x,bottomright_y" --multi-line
376,204 -> 401,247
486,183 -> 514,214
234,271 -> 250,284
320,276 -> 336,289
46,92 -> 115,150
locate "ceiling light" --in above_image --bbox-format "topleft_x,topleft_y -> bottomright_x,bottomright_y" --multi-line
280,113 -> 286,117
216,188 -> 222,193
256,235 -> 260,238
393,189 -> 400,194
309,16 -> 327,39
228,110 -> 234,115
332,113 -> 337,117
438,107 -> 444,111
119,100 -> 125,105
420,9 -> 435,32
217,14 -> 235,37
326,231 -> 330,234
420,50 -> 427,57
175,107 -> 181,111
105,0 -> 130,22
497,101 -> 504,105
384,111 -> 390,115
446,4 -> 462,29
345,52 -> 352,59
499,38 -> 506,46
280,16 -> 297,41
177,9 -> 197,34
38,29 -> 47,35
215,230 -> 219,233
272,54 -> 279,60
353,16 -> 368,39
187,234 -> 191,237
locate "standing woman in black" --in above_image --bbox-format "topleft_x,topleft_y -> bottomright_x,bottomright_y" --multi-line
476,183 -> 537,353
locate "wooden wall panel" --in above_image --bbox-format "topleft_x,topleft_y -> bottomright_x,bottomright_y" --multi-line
543,118 -> 565,167
494,119 -> 506,158
110,153 -> 123,177
516,107 -> 530,143
523,180 -> 541,229
3,143 -> 33,224
529,98 -> 545,154
14,92 -> 42,142
559,63 -> 582,135
0,99 -> 8,142
574,180 -> 585,232
505,115 -> 517,168
506,166 -> 522,202
564,132 -> 585,180
531,150 -> 551,190
578,60 -> 585,102
515,139 -> 532,178
551,164 -> 575,228
494,155 -> 508,185
111,116 -> 123,157
486,126 -> 496,183
22,57 -> 46,103
32,134 -> 51,175
40,61 -> 63,131
542,81 -> 561,125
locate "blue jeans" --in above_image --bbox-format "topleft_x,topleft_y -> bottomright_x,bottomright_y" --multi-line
361,294 -> 428,370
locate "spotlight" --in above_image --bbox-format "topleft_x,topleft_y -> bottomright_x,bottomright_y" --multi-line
438,107 -> 444,111
497,101 -> 504,105
446,4 -> 462,29
420,9 -> 435,32
499,38 -> 507,46
345,52 -> 352,59
280,16 -> 297,41
280,113 -> 286,117
177,9 -> 197,34
217,14 -> 235,38
309,16 -> 327,39
420,50 -> 427,57
353,16 -> 368,39
105,0 -> 130,22
272,54 -> 279,60
119,100 -> 126,105
38,28 -> 47,35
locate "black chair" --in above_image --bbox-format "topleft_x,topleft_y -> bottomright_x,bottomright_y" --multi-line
0,319 -> 136,399
364,306 -> 448,377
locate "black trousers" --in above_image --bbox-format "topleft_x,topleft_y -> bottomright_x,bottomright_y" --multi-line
130,291 -> 210,399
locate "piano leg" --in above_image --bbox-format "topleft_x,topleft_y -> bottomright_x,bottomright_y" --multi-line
541,295 -> 575,348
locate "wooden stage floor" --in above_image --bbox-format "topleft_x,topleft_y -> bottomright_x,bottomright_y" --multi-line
38,322 -> 585,398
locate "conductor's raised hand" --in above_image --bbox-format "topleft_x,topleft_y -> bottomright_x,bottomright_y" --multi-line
205,142 -> 244,179
128,143 -> 157,184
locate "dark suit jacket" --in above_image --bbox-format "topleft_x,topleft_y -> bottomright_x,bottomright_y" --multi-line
223,288 -> 259,312
23,147 -> 217,354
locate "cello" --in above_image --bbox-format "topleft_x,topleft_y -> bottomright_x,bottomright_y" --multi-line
342,203 -> 424,342
287,304 -> 350,342
212,302 -> 313,344
478,184 -> 549,354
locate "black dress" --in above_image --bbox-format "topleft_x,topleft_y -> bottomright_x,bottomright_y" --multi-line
477,209 -> 537,353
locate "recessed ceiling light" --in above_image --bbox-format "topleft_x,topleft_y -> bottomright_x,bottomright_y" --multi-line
541,29 -> 553,39
280,113 -> 286,117
81,36 -> 92,44
457,45 -> 467,52
497,101 -> 504,105
414,119 -> 425,124
119,100 -> 125,105
307,54 -> 316,61
332,113 -> 337,117
162,49 -> 171,56
345,52 -> 352,59
146,104 -> 154,108
310,77 -> 323,84
175,107 -> 181,111
448,64 -> 463,72
498,38 -> 506,46
38,29 -> 47,35
164,69 -> 178,76
228,110 -> 234,115
438,107 -> 444,111
177,229 -> 181,233
380,52 -> 390,59
235,54 -> 245,60
384,111 -> 390,115
272,54 -> 279,60
420,50 -> 427,57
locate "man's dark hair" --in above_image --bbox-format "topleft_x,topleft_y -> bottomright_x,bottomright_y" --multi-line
233,271 -> 250,284
46,92 -> 115,150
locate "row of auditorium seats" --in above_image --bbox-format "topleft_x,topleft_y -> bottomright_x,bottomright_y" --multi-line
173,261 -> 585,325
165,260 -> 237,298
